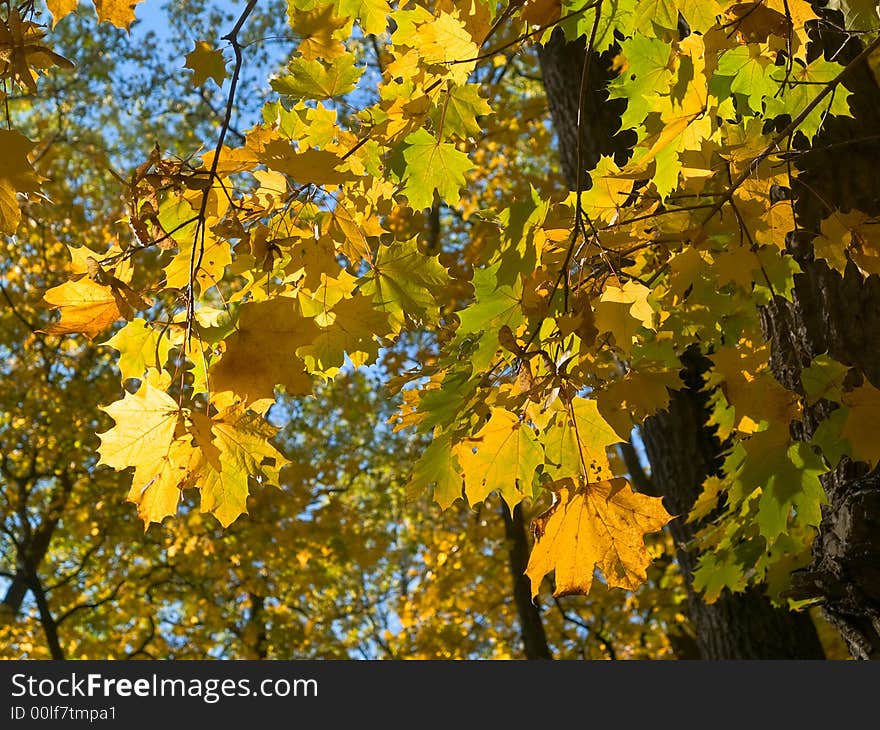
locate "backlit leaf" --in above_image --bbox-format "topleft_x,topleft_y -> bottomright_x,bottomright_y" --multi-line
396,128 -> 472,210
525,477 -> 671,597
211,298 -> 320,402
458,408 -> 542,509
185,41 -> 227,87
271,54 -> 363,100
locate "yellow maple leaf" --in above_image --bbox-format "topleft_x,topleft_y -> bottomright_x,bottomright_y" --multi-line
542,398 -> 624,483
162,231 -> 231,292
578,156 -> 632,223
297,293 -> 391,377
0,9 -> 75,92
436,0 -> 491,44
625,107 -> 704,187
46,0 -> 79,26
525,477 -> 671,597
753,201 -> 795,249
814,209 -> 880,278
457,407 -> 542,509
289,4 -> 350,61
764,0 -> 818,60
709,345 -> 800,432
813,211 -> 854,275
190,406 -> 290,527
127,436 -> 199,527
211,297 -> 320,403
93,0 -> 140,29
596,367 -> 682,436
412,11 -> 478,86
520,0 -> 561,28
0,130 -> 41,235
41,276 -> 147,340
259,140 -> 355,186
97,379 -> 193,526
841,382 -> 880,468
97,379 -> 181,469
714,243 -> 760,288
327,197 -> 382,261
45,0 -> 142,28
185,41 -> 227,87
723,1 -> 791,43
593,281 -> 655,351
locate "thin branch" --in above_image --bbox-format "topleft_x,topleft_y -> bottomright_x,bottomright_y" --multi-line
0,282 -> 38,332
451,1 -> 602,65
704,33 -> 880,227
184,0 -> 258,352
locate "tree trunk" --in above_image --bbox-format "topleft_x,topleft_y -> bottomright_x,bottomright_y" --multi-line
28,571 -> 64,660
501,503 -> 553,659
538,30 -> 631,186
2,473 -> 72,616
3,516 -> 61,614
243,592 -> 269,659
538,28 -> 826,659
760,29 -> 880,658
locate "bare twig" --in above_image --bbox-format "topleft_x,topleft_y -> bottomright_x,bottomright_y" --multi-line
184,0 -> 259,357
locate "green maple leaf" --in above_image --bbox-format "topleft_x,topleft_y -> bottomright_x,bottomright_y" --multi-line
608,35 -> 672,129
405,433 -> 464,509
764,59 -> 853,142
811,408 -> 849,468
676,0 -> 723,29
271,53 -> 363,100
358,238 -> 451,331
337,0 -> 389,34
752,247 -> 802,303
452,262 -> 524,372
693,551 -> 749,603
755,443 -> 827,542
432,84 -> 493,139
102,318 -> 173,384
418,366 -> 478,431
560,0 -> 637,53
632,0 -> 680,33
395,128 -> 472,210
801,353 -> 849,405
716,46 -> 775,114
728,429 -> 827,542
824,0 -> 880,31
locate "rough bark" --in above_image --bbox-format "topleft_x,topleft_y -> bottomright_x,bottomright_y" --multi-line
538,30 -> 633,187
538,29 -> 826,659
760,27 -> 880,658
502,503 -> 553,659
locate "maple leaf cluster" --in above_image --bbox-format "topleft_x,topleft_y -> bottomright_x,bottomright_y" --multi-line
4,0 -> 880,610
